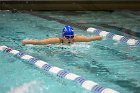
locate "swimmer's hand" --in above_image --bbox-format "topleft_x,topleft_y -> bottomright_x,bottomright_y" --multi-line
21,40 -> 31,45
21,39 -> 40,45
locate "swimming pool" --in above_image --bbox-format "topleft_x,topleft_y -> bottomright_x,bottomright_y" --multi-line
0,11 -> 140,93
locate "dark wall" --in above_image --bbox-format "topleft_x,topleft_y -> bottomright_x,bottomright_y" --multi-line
0,1 -> 140,11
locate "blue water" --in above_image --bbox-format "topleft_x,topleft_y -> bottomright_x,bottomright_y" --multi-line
0,11 -> 140,93
41,11 -> 140,39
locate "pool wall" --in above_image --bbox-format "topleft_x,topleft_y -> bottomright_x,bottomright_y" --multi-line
0,1 -> 140,11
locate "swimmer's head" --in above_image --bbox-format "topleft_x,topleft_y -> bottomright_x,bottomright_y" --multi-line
62,25 -> 74,39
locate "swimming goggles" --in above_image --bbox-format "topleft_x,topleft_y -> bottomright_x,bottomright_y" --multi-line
64,35 -> 74,39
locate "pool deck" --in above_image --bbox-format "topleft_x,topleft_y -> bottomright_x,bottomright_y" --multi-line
0,0 -> 140,10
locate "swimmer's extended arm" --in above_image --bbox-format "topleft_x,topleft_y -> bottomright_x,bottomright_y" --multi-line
22,38 -> 61,45
88,35 -> 103,41
74,35 -> 102,42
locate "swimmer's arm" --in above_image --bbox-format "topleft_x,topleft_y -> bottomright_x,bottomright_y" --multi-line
88,35 -> 103,41
74,35 -> 102,42
22,38 -> 61,45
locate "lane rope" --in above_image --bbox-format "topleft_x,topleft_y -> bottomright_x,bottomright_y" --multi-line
0,45 -> 119,93
87,27 -> 140,46
28,12 -> 139,46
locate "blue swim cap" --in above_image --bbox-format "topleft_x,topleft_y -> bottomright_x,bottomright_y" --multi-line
62,25 -> 74,37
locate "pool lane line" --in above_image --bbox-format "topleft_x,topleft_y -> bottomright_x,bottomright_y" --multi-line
28,11 -> 139,39
93,23 -> 140,38
0,45 -> 119,93
27,11 -> 140,46
27,11 -> 88,31
76,21 -> 140,39
87,27 -> 140,46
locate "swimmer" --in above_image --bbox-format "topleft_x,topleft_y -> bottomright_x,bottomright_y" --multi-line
22,25 -> 102,45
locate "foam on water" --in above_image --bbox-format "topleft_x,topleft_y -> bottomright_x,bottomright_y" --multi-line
6,80 -> 41,93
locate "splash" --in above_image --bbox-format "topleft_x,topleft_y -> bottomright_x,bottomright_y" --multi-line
6,80 -> 40,93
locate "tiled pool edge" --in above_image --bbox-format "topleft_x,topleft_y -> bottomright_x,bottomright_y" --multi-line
0,45 -> 119,93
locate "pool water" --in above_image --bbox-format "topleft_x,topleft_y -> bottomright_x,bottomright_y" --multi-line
0,11 -> 140,93
40,11 -> 140,39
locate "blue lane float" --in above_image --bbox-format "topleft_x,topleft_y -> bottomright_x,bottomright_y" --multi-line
0,45 -> 119,93
87,27 -> 140,46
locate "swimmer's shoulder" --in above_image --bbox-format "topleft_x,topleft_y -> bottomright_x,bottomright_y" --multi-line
58,37 -> 64,43
45,37 -> 63,44
74,36 -> 87,38
74,36 -> 87,42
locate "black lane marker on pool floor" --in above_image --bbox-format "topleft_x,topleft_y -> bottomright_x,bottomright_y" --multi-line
96,23 -> 140,39
28,11 -> 88,31
27,11 -> 139,39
